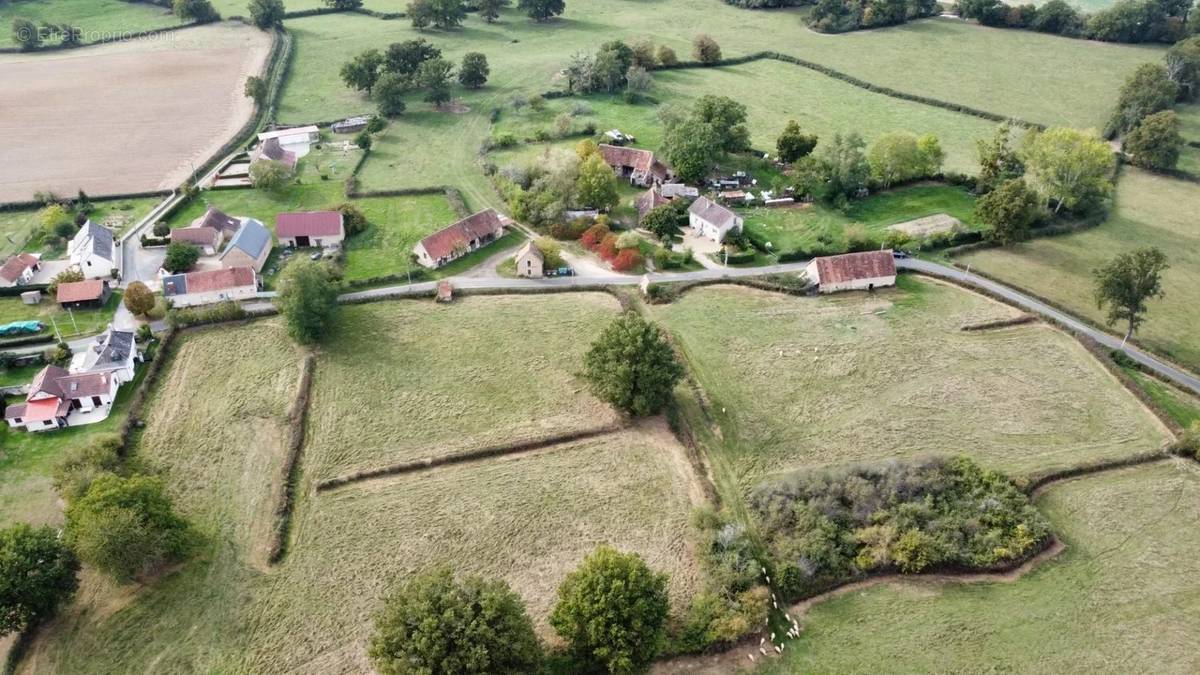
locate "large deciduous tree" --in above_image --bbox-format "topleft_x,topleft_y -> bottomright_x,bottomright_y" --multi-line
1022,127 -> 1115,214
975,178 -> 1043,245
244,75 -> 267,105
518,0 -> 565,21
660,116 -> 722,184
340,48 -> 384,93
692,95 -> 749,152
0,524 -> 79,636
1093,247 -> 1169,341
1106,63 -> 1179,137
248,0 -> 284,29
368,567 -> 542,674
641,203 -> 682,241
64,474 -> 192,583
384,39 -> 440,78
458,52 -> 490,88
817,132 -> 870,203
173,0 -> 219,23
476,0 -> 510,22
1166,36 -> 1200,101
867,132 -> 943,188
277,259 -> 339,344
976,123 -> 1024,193
1123,110 -> 1183,170
692,33 -> 721,64
582,312 -> 683,417
417,57 -> 455,108
372,72 -> 409,117
123,281 -> 155,316
249,159 -> 295,192
575,153 -> 619,211
550,545 -> 670,674
162,243 -> 200,274
776,120 -> 819,163
408,0 -> 467,29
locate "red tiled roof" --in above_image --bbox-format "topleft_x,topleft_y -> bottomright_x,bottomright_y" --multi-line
0,253 -> 38,282
636,187 -> 668,218
277,211 -> 344,238
184,267 -> 256,294
255,138 -> 297,169
56,279 -> 105,304
18,398 -> 67,423
28,365 -> 69,400
417,209 -> 503,262
812,250 -> 896,284
599,144 -> 654,173
170,227 -> 219,247
193,207 -> 242,235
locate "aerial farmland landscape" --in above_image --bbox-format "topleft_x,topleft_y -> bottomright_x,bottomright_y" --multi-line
1,0 -> 1198,673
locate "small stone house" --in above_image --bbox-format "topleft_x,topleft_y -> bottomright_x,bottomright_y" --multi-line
804,250 -> 896,293
219,219 -> 272,273
514,241 -> 544,278
687,196 -> 743,243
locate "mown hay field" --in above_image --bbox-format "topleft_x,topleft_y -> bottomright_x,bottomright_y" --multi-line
24,308 -> 706,673
759,460 -> 1200,674
304,295 -> 623,482
957,169 -> 1200,372
0,22 -> 270,202
654,278 -> 1169,492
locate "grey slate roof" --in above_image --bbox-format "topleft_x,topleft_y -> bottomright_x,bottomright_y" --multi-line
688,196 -> 738,230
97,329 -> 134,366
220,219 -> 271,261
162,272 -> 187,297
83,221 -> 114,261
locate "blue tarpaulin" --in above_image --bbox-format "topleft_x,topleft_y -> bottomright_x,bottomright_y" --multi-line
0,321 -> 44,336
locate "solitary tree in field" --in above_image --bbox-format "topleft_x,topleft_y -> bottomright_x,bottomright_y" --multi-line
1021,127 -> 1114,214
12,17 -> 41,51
369,567 -> 542,675
692,34 -> 721,64
277,259 -> 339,344
458,52 -> 490,88
173,0 -> 220,23
1093,247 -> 1169,342
583,312 -> 683,417
518,0 -> 565,22
1123,110 -> 1183,171
248,0 -> 285,29
123,281 -> 155,316
550,545 -> 670,674
0,524 -> 80,637
975,178 -> 1042,245
65,474 -> 192,583
244,75 -> 267,105
476,0 -> 510,22
417,57 -> 455,108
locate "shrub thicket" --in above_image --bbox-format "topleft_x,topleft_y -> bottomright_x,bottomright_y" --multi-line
749,456 -> 1051,600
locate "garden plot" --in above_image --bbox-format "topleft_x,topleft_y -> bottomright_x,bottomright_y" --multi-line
655,277 -> 1170,490
0,22 -> 270,202
888,212 -> 962,237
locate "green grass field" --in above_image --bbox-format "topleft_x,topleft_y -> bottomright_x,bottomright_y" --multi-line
0,0 -> 177,47
958,169 -> 1200,371
654,278 -> 1169,494
304,295 -> 623,481
742,184 -> 980,253
760,460 -> 1200,674
1128,370 -> 1200,430
25,306 -> 706,673
0,291 -> 122,340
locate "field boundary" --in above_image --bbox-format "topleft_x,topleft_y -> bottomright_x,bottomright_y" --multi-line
315,423 -> 627,491
960,314 -> 1037,331
268,350 -> 316,565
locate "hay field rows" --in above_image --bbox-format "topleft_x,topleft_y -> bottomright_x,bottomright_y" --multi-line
0,22 -> 270,202
760,460 -> 1200,674
22,301 -> 706,673
957,169 -> 1200,372
304,295 -> 623,482
654,278 -> 1170,491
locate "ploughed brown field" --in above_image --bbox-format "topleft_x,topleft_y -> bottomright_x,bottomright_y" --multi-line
0,22 -> 270,203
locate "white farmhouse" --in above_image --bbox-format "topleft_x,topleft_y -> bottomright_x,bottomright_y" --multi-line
804,250 -> 897,293
68,221 -> 117,278
687,196 -> 743,243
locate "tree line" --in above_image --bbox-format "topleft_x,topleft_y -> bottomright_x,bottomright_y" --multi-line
340,38 -> 490,116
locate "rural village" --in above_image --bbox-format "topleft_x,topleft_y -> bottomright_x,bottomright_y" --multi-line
1,0 -> 1199,673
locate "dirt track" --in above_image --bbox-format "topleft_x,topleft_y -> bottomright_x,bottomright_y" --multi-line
0,22 -> 270,203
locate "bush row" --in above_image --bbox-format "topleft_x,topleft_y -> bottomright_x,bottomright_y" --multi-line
0,22 -> 200,55
166,301 -> 248,329
343,268 -> 430,289
344,186 -> 448,199
0,190 -> 170,212
268,353 -> 316,564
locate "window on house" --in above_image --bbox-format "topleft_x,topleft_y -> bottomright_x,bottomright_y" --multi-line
92,396 -> 102,407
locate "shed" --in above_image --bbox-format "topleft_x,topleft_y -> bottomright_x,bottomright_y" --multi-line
804,250 -> 896,293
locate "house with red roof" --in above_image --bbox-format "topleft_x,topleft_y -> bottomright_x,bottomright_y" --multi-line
5,366 -> 119,432
276,211 -> 345,248
412,209 -> 505,269
162,266 -> 258,308
0,253 -> 40,288
804,250 -> 896,293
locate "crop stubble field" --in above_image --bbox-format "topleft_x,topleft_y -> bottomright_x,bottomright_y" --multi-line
0,22 -> 270,202
655,279 -> 1170,492
23,297 -> 705,673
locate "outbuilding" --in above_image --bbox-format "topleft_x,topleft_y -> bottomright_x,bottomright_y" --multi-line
413,209 -> 505,269
276,211 -> 345,248
162,266 -> 259,308
804,250 -> 897,293
219,219 -> 272,273
56,279 -> 111,310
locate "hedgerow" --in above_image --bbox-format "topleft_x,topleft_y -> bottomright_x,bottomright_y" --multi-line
749,455 -> 1051,600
